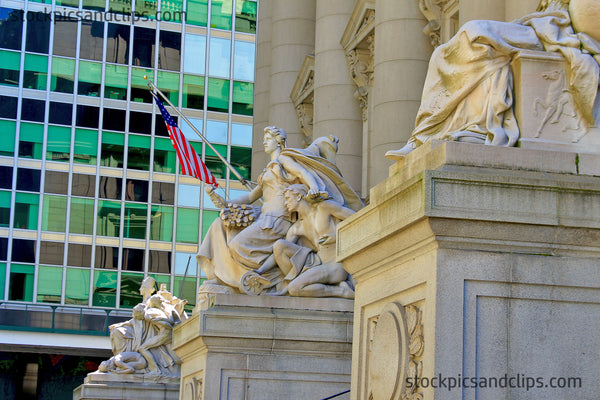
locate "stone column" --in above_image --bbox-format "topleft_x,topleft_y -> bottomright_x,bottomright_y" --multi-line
269,0 -> 315,147
369,0 -> 431,188
313,0 -> 363,192
251,0 -> 273,179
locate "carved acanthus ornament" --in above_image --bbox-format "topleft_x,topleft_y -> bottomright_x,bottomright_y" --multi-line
346,46 -> 373,121
368,302 -> 424,400
290,56 -> 315,146
419,0 -> 458,47
341,0 -> 375,122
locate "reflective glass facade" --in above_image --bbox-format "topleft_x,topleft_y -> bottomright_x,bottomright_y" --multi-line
0,0 -> 256,324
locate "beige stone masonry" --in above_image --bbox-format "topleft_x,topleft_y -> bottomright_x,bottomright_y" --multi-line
338,143 -> 600,399
173,295 -> 354,400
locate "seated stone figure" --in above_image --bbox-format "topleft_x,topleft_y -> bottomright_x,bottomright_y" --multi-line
385,0 -> 600,160
97,278 -> 187,380
197,127 -> 363,299
246,184 -> 355,299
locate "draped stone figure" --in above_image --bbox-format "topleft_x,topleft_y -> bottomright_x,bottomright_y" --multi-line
196,126 -> 363,299
246,184 -> 356,299
97,277 -> 188,380
385,0 -> 600,160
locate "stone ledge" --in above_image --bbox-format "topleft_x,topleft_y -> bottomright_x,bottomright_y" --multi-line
73,372 -> 179,400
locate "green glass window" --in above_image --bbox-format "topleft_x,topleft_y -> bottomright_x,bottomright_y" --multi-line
150,274 -> 170,290
83,0 -> 105,11
136,0 -> 157,20
207,78 -> 229,113
46,125 -> 71,162
211,0 -> 232,30
182,74 -> 204,109
174,276 -> 196,309
0,263 -> 5,300
101,132 -> 124,168
154,137 -> 176,173
235,0 -> 257,34
0,50 -> 20,87
105,64 -> 128,100
124,203 -> 147,239
230,146 -> 251,180
127,134 -> 151,171
202,210 -> 218,239
65,268 -> 89,305
232,81 -> 253,116
24,53 -> 48,90
93,270 -> 117,308
0,120 -> 16,156
186,0 -> 208,26
19,122 -> 43,159
9,264 -> 34,302
70,198 -> 95,235
37,266 -> 63,303
42,195 -> 67,232
14,192 -> 39,230
150,205 -> 173,241
205,143 -> 226,179
51,57 -> 75,93
120,272 -> 144,308
78,60 -> 102,97
74,128 -> 98,165
56,0 -> 79,7
97,200 -> 121,237
131,68 -> 153,103
160,0 -> 183,22
0,191 -> 11,227
157,70 -> 179,106
109,0 -> 132,14
176,207 -> 199,243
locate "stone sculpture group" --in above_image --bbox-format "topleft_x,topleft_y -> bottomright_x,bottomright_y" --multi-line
95,277 -> 187,380
196,126 -> 363,300
386,0 -> 600,159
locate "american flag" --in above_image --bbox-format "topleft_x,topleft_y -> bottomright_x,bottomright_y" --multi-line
152,93 -> 218,187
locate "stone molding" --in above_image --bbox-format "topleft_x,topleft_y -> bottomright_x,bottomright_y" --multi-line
341,0 -> 375,122
369,302 -> 424,400
290,55 -> 315,146
338,142 -> 600,267
418,0 -> 459,47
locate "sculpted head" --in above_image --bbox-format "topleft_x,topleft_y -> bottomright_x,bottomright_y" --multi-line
139,276 -> 156,299
263,126 -> 287,153
283,184 -> 308,212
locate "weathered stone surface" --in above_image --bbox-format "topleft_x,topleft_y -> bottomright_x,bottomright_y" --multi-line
338,143 -> 600,399
173,295 -> 353,400
73,372 -> 179,400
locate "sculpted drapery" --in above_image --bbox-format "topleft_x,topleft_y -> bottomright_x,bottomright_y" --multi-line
386,0 -> 600,159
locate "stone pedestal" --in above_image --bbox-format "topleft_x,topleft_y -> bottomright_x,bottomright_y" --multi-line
173,295 -> 353,400
337,141 -> 600,400
73,373 -> 179,400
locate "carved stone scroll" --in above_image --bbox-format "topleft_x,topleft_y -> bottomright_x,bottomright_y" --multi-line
368,302 -> 424,400
290,56 -> 315,146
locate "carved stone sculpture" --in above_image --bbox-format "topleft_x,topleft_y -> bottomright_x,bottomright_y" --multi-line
197,126 -> 363,300
386,0 -> 600,159
95,277 -> 188,381
246,184 -> 355,298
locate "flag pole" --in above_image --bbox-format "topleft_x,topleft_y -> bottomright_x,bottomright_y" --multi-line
145,77 -> 255,192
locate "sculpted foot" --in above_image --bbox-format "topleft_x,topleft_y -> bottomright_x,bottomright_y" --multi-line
339,281 -> 355,299
385,141 -> 417,160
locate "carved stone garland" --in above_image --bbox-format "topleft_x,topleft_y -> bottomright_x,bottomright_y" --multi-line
368,302 -> 424,400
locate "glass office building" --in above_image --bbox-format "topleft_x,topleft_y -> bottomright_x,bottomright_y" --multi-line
0,0 -> 256,395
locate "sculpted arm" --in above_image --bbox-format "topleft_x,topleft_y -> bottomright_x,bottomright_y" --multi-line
320,200 -> 355,221
278,155 -> 320,195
